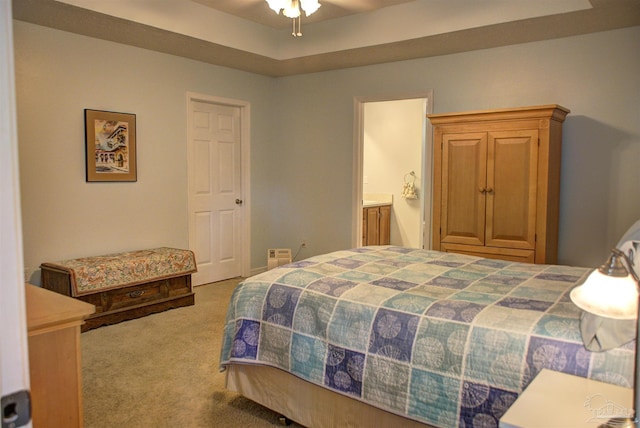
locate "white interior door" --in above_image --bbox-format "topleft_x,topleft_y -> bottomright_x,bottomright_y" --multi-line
187,96 -> 246,285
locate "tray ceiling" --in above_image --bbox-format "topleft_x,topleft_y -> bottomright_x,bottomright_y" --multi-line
12,0 -> 640,76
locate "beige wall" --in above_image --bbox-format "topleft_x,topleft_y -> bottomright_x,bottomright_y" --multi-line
14,20 -> 640,281
14,21 -> 275,281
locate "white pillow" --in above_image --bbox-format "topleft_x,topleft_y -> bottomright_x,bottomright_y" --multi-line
618,239 -> 640,279
617,218 -> 640,278
617,219 -> 640,247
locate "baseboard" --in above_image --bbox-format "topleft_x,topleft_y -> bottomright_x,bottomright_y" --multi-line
250,266 -> 268,277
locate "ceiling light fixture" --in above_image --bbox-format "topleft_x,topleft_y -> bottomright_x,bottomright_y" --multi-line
265,0 -> 321,37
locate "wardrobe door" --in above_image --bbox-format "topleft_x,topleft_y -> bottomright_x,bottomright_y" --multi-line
486,130 -> 539,250
440,132 -> 487,246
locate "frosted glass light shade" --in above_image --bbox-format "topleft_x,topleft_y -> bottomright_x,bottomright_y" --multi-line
570,269 -> 638,320
283,0 -> 301,18
300,0 -> 321,16
265,0 -> 286,13
265,0 -> 320,17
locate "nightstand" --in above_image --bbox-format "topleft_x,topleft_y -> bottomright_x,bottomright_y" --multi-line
500,369 -> 633,428
26,284 -> 95,427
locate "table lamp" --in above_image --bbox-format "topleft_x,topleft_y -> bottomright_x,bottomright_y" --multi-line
571,248 -> 640,427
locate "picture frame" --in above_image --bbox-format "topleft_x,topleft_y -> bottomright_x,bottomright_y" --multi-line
85,109 -> 137,182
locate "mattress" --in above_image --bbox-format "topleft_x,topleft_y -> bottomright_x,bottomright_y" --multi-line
220,246 -> 634,427
225,364 -> 432,427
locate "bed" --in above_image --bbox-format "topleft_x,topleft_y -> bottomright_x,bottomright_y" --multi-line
220,225 -> 640,427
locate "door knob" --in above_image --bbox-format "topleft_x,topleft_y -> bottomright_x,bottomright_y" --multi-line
235,199 -> 243,205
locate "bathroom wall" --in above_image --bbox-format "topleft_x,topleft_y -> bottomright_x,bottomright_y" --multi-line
363,99 -> 425,248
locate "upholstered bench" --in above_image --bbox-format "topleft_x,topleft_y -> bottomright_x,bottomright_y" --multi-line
40,247 -> 197,331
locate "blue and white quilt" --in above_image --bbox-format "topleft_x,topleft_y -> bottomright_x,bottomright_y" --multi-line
220,247 -> 634,427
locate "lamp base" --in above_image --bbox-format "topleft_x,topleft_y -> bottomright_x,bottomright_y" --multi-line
598,417 -> 636,428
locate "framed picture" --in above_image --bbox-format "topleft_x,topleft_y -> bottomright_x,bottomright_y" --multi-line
85,109 -> 137,182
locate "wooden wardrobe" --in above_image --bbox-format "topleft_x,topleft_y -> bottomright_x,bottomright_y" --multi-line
428,105 -> 569,264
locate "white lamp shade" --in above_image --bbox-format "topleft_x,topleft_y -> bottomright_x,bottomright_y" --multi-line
570,269 -> 638,320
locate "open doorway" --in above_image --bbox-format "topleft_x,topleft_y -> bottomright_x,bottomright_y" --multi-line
352,91 -> 433,249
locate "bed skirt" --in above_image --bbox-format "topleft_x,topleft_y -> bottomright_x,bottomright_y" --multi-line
225,364 -> 433,428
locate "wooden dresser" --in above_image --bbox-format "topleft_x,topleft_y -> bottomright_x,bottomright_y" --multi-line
428,105 -> 569,264
26,284 -> 95,427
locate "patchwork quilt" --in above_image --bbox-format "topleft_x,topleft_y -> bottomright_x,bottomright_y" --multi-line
219,247 -> 634,427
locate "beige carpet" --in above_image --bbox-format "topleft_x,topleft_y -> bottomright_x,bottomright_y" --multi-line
81,278 -> 301,427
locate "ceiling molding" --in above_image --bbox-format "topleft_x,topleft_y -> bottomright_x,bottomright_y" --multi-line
12,0 -> 282,75
276,3 -> 640,76
12,0 -> 640,77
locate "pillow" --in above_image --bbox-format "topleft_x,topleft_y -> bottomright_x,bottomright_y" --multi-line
617,241 -> 639,280
617,218 -> 640,278
617,218 -> 640,247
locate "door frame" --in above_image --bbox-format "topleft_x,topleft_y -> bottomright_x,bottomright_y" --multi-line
186,92 -> 251,280
1,0 -> 31,408
352,90 -> 434,249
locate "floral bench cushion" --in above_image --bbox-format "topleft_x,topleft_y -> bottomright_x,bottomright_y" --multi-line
41,247 -> 197,296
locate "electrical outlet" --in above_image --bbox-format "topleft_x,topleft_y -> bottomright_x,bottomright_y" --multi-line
24,268 -> 29,281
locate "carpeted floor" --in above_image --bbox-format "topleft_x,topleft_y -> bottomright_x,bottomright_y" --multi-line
81,278 -> 301,427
